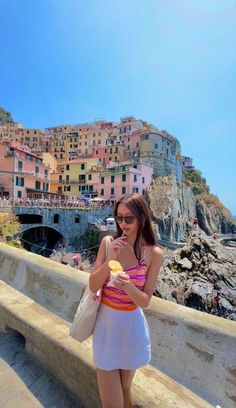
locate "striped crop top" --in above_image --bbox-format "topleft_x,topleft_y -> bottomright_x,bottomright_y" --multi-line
101,255 -> 148,311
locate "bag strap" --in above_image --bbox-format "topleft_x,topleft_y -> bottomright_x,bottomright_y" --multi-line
105,235 -> 112,260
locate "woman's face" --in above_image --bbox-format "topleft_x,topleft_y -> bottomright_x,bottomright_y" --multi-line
116,203 -> 139,238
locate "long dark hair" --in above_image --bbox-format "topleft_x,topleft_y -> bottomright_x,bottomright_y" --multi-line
113,193 -> 156,263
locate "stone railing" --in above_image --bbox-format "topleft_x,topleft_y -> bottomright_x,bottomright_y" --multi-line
0,243 -> 235,407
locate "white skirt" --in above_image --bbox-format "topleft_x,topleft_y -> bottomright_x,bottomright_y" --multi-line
93,304 -> 151,371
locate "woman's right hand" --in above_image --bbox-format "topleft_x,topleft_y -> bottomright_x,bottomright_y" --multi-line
108,236 -> 126,260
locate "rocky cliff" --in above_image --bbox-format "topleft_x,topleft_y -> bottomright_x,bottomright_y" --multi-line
156,231 -> 236,320
146,173 -> 236,241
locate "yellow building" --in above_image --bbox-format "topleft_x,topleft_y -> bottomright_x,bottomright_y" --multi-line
50,158 -> 101,197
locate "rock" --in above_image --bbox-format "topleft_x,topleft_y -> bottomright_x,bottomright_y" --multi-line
155,230 -> 236,320
177,257 -> 192,269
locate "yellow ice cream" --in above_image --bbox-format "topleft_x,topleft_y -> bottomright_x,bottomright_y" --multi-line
108,260 -> 123,274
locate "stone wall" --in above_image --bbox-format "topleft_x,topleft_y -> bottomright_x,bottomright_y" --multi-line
0,243 -> 235,407
13,207 -> 112,241
141,155 -> 176,177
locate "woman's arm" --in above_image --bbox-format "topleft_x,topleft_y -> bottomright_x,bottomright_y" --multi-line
115,246 -> 164,308
89,235 -> 127,292
89,237 -> 110,292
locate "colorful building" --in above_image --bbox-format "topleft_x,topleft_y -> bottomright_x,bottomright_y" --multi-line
0,142 -> 50,199
97,161 -> 153,200
50,157 -> 101,197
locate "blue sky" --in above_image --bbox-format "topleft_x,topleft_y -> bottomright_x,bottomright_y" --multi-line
0,0 -> 236,214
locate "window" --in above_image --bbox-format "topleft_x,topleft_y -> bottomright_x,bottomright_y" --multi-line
105,149 -> 107,153
58,186 -> 62,193
155,143 -> 158,149
111,175 -> 115,183
122,174 -> 126,182
136,142 -> 139,147
66,175 -> 70,183
133,187 -> 138,193
54,214 -> 59,223
101,188 -> 104,196
96,150 -> 98,154
59,175 -> 62,183
18,161 -> 23,171
110,148 -> 112,154
75,215 -> 80,223
134,175 -> 137,182
81,164 -> 85,170
88,174 -> 92,181
144,135 -> 149,140
111,187 -> 114,195
101,177 -> 104,184
44,169 -> 48,178
66,164 -> 70,170
67,186 -> 71,191
122,187 -> 126,194
35,181 -> 41,190
35,166 -> 39,176
17,191 -> 22,198
142,177 -> 145,184
20,178 -> 24,187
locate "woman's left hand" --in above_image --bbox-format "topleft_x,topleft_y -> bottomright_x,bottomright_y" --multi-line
114,273 -> 130,291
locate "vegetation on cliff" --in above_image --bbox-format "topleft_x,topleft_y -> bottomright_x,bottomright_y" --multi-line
0,107 -> 14,123
183,169 -> 232,219
0,212 -> 22,247
183,169 -> 235,234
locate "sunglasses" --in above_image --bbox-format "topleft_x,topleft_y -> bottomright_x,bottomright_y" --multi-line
115,215 -> 136,224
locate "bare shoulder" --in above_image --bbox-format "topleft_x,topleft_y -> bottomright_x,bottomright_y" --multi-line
152,245 -> 164,257
145,245 -> 164,269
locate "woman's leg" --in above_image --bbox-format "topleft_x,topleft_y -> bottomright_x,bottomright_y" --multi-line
120,369 -> 136,408
96,368 -> 124,408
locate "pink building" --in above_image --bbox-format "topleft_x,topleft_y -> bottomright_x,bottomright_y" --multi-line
97,161 -> 153,200
92,144 -> 128,165
0,142 -> 50,199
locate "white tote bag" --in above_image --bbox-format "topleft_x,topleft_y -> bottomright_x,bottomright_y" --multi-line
69,236 -> 111,342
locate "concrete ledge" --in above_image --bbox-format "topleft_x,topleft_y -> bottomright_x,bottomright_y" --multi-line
0,280 -> 213,408
0,243 -> 236,406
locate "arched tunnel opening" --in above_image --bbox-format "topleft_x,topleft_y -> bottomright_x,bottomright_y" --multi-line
20,226 -> 63,257
16,213 -> 43,224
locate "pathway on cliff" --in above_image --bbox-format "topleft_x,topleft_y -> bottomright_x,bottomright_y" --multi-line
0,331 -> 82,408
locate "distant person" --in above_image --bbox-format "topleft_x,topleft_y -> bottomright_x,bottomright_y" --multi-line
89,193 -> 164,408
193,217 -> 199,231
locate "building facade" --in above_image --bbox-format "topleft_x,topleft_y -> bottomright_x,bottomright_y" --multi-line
0,142 -> 50,199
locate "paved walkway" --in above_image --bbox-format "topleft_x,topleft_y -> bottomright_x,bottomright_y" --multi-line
0,331 -> 83,408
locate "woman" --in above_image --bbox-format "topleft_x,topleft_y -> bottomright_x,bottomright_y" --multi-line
89,193 -> 164,408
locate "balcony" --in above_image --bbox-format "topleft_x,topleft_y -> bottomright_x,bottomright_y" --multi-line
5,150 -> 15,157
